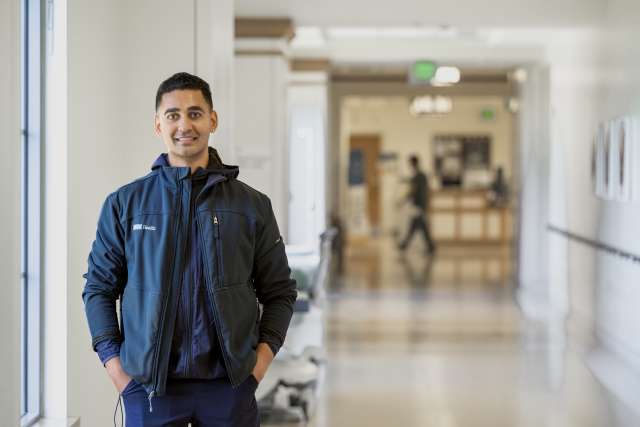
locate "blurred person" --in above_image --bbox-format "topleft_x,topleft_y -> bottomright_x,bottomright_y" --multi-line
329,212 -> 345,277
82,72 -> 297,426
487,166 -> 509,207
398,155 -> 436,254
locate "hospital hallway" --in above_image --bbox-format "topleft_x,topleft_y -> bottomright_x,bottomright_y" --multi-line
7,0 -> 640,426
300,238 -> 639,427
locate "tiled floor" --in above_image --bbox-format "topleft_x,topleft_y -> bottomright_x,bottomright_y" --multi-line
280,238 -> 638,427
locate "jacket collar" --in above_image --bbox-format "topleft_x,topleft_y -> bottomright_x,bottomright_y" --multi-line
151,147 -> 239,187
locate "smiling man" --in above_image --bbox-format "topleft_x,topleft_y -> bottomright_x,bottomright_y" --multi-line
82,72 -> 297,426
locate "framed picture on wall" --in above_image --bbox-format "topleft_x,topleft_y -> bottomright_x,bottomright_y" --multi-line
610,117 -> 634,202
433,135 -> 491,188
462,136 -> 491,170
591,133 -> 597,195
433,136 -> 463,187
595,123 -> 610,199
595,117 -> 639,202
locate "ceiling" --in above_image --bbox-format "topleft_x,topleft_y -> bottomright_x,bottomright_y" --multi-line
234,1 -> 607,69
234,0 -> 606,29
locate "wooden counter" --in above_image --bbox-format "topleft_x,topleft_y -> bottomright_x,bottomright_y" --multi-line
429,189 -> 512,243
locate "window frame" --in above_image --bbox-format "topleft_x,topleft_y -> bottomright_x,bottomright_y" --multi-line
20,0 -> 43,424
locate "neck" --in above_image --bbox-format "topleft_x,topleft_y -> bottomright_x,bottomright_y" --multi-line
167,150 -> 209,173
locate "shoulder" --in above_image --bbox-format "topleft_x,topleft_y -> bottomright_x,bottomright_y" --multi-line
223,179 -> 275,224
103,170 -> 160,209
227,179 -> 272,206
115,170 -> 159,195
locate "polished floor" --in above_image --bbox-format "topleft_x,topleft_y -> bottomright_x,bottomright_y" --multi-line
283,237 -> 638,427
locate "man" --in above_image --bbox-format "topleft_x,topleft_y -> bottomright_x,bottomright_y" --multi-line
398,155 -> 436,254
82,72 -> 297,426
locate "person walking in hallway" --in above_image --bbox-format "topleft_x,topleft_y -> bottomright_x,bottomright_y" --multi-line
398,155 -> 436,254
82,72 -> 297,426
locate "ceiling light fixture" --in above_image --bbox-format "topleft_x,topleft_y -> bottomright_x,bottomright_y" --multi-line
409,95 -> 453,116
431,66 -> 461,86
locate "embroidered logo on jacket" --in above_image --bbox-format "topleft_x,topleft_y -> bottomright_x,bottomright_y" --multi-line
132,224 -> 156,231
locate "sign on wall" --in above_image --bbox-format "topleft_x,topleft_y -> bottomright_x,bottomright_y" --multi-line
594,116 -> 639,202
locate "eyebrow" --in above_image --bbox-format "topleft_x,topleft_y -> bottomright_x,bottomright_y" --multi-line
163,106 -> 206,115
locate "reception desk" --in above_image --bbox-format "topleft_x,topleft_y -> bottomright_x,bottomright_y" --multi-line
429,189 -> 512,243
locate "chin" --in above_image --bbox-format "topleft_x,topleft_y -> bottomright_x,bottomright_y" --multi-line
172,146 -> 207,159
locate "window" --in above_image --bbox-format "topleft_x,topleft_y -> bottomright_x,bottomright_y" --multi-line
20,0 -> 42,424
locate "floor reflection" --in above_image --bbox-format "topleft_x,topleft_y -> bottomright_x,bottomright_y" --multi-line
268,236 -> 638,427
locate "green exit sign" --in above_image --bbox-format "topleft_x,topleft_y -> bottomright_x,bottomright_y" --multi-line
481,108 -> 496,121
410,61 -> 437,84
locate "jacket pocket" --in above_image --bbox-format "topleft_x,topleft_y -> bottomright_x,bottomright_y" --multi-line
198,210 -> 256,289
119,283 -> 163,384
213,284 -> 259,380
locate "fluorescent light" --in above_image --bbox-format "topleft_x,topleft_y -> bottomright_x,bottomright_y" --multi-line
326,26 -> 459,39
291,27 -> 326,48
432,66 -> 461,85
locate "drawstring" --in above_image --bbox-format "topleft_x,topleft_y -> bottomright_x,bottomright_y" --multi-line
148,391 -> 156,413
113,394 -> 123,427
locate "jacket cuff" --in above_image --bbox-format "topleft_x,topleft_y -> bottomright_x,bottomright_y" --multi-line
95,338 -> 121,366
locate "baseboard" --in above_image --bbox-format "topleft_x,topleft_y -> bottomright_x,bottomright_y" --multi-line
31,417 -> 79,427
587,347 -> 640,418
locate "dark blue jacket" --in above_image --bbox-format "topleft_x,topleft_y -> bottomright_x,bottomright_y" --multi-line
82,148 -> 297,400
96,151 -> 229,379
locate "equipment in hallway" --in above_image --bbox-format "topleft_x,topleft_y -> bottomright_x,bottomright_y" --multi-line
257,229 -> 336,424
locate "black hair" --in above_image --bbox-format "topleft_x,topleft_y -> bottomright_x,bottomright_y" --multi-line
409,155 -> 420,167
155,72 -> 213,111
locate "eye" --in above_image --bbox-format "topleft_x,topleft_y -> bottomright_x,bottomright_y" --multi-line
189,111 -> 202,119
166,113 -> 179,121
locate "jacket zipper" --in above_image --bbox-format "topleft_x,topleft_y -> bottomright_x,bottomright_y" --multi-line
183,188 -> 194,378
148,180 -> 184,410
199,214 -> 236,385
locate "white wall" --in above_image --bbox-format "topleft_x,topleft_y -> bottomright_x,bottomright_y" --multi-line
62,1 -> 235,425
501,0 -> 640,412
516,64 -> 557,318
546,31 -> 604,329
196,0 -> 236,163
234,46 -> 290,235
340,95 -> 514,233
287,72 -> 328,250
580,0 -> 640,411
0,0 -> 22,423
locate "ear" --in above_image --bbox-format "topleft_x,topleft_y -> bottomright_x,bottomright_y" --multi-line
154,114 -> 162,136
210,110 -> 218,133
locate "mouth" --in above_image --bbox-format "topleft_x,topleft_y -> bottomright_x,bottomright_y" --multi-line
174,135 -> 199,144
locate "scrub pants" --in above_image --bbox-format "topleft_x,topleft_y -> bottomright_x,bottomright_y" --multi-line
121,376 -> 260,427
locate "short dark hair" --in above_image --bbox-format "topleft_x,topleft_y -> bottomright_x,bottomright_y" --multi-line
409,155 -> 419,167
155,72 -> 213,111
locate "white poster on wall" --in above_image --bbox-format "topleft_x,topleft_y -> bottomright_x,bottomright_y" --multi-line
610,118 -> 630,202
594,116 -> 640,203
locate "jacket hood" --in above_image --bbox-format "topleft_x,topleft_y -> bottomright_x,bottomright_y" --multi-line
151,147 -> 239,180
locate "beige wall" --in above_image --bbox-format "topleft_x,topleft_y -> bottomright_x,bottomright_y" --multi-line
340,95 -> 514,233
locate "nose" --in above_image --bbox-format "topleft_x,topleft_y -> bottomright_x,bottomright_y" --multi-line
177,116 -> 193,133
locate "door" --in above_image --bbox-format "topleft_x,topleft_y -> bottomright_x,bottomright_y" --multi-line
349,134 -> 381,230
